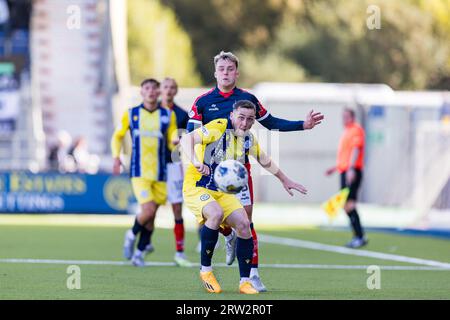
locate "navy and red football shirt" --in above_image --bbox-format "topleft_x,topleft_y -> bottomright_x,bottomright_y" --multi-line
187,86 -> 304,132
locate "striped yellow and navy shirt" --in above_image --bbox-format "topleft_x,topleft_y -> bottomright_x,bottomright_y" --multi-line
111,104 -> 177,181
184,118 -> 261,191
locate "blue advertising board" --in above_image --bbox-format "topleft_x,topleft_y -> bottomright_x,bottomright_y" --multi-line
0,172 -> 136,214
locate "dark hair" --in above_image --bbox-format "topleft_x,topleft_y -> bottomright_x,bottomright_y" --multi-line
140,78 -> 160,87
344,108 -> 355,119
232,100 -> 256,113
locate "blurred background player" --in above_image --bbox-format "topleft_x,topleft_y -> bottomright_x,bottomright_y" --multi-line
325,108 -> 367,248
181,100 -> 307,294
111,78 -> 178,266
187,51 -> 323,291
159,77 -> 191,267
0,0 -> 9,34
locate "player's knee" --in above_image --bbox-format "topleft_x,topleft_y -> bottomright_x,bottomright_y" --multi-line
345,201 -> 355,213
235,219 -> 251,238
207,209 -> 224,226
141,207 -> 157,221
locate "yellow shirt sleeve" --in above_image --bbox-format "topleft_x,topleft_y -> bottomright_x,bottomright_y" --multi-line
111,110 -> 129,158
167,111 -> 178,152
248,132 -> 261,160
194,119 -> 227,145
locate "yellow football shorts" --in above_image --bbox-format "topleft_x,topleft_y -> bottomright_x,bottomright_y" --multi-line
183,186 -> 243,227
131,178 -> 167,205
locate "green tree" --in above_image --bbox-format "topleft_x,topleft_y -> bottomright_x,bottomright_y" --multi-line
273,0 -> 448,89
128,0 -> 201,86
162,0 -> 286,84
408,0 -> 450,88
236,50 -> 306,88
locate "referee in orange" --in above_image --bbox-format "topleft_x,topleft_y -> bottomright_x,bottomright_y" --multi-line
325,108 -> 367,248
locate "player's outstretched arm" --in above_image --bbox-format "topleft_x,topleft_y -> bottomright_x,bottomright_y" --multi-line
255,149 -> 307,196
180,132 -> 210,176
303,109 -> 324,130
111,111 -> 129,175
167,111 -> 179,150
258,110 -> 324,132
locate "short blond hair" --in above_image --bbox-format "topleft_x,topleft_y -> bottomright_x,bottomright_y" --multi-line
214,51 -> 239,68
162,77 -> 178,89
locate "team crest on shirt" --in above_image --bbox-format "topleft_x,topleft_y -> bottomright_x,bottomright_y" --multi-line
201,126 -> 209,136
188,110 -> 195,118
200,194 -> 210,201
133,115 -> 138,121
140,190 -> 149,198
244,139 -> 252,149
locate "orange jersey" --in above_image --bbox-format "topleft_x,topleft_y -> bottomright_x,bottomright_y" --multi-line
336,123 -> 365,172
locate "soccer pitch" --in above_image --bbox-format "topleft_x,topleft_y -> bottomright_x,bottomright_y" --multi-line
0,215 -> 449,300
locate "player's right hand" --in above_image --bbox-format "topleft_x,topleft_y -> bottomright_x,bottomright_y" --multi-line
195,163 -> 210,176
282,179 -> 307,196
113,158 -> 122,175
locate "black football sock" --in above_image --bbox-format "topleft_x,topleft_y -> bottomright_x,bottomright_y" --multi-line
137,228 -> 153,251
200,225 -> 219,267
348,209 -> 364,238
236,237 -> 254,278
132,218 -> 143,236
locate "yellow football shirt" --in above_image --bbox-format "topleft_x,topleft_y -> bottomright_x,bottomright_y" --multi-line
183,118 -> 260,191
111,104 -> 177,181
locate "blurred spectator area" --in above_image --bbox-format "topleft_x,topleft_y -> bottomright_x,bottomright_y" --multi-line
0,0 -> 44,172
0,0 -> 31,64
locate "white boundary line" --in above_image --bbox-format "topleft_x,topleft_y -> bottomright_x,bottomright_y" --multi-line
258,234 -> 450,269
0,259 -> 449,271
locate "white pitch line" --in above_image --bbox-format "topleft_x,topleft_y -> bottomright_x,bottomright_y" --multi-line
0,259 -> 448,271
0,259 -> 172,266
258,234 -> 450,269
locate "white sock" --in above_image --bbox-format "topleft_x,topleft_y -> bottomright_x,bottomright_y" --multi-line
240,277 -> 250,284
201,265 -> 213,273
127,229 -> 136,240
175,251 -> 185,258
134,249 -> 143,257
250,268 -> 259,278
225,233 -> 234,241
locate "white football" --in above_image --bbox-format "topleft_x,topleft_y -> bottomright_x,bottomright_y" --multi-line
213,159 -> 248,194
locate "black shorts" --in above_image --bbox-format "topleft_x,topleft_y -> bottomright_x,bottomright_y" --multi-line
340,169 -> 363,201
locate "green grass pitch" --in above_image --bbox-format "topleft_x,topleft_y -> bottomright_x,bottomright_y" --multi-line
0,216 -> 449,300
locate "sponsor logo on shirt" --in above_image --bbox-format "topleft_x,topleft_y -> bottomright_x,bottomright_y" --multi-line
208,104 -> 219,111
133,129 -> 163,138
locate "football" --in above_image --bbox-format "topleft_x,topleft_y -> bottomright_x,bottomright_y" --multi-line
213,159 -> 248,194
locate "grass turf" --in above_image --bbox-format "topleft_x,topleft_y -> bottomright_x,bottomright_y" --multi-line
0,221 -> 449,299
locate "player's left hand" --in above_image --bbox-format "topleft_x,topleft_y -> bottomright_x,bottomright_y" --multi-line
195,163 -> 210,176
282,179 -> 307,196
303,110 -> 324,130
